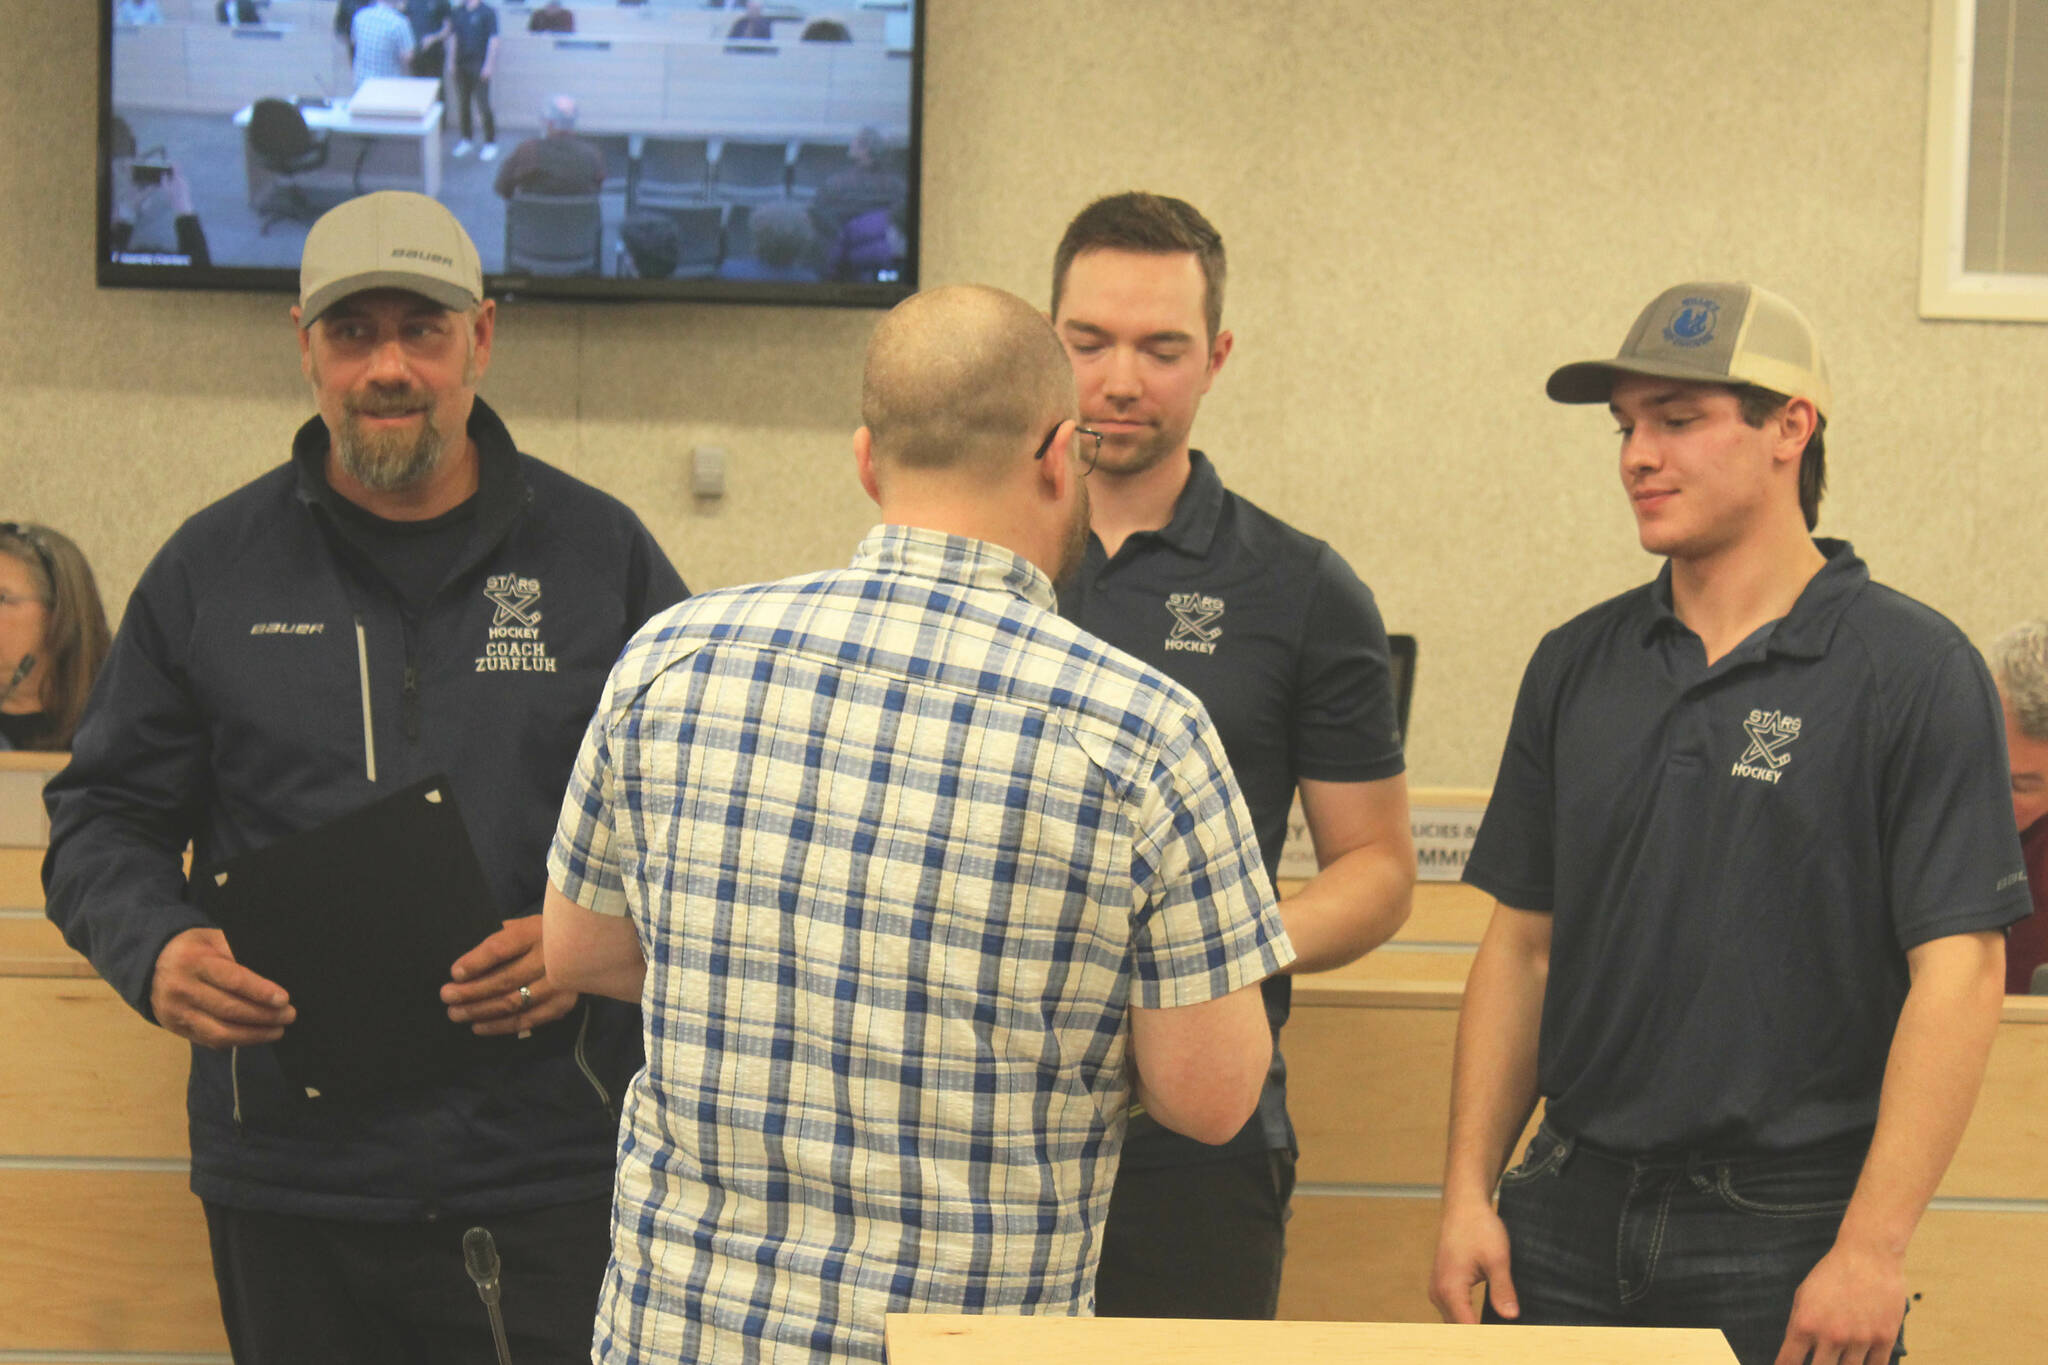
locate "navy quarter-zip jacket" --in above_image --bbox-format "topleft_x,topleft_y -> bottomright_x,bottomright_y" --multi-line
44,399 -> 687,1218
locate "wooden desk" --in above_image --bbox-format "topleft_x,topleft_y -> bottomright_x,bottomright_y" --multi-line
884,1314 -> 1740,1364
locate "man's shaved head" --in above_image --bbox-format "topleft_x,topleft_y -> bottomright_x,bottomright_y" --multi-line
861,285 -> 1076,472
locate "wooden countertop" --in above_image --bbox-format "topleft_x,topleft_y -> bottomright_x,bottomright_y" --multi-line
883,1314 -> 1740,1364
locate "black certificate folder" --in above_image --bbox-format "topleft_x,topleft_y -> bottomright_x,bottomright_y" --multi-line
196,775 -> 503,1102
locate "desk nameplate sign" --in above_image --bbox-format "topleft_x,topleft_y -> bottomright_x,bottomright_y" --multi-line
1411,801 -> 1484,882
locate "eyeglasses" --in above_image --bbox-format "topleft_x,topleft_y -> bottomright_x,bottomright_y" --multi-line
1031,423 -> 1104,475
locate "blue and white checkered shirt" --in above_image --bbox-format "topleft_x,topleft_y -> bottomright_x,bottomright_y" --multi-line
550,526 -> 1292,1363
350,3 -> 414,86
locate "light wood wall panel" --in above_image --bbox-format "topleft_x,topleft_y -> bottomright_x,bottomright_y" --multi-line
1289,992 -> 1461,1188
0,850 -> 42,910
1943,1008 -> 2048,1198
0,1169 -> 225,1356
0,914 -> 92,977
0,752 -> 64,850
1280,1192 -> 1442,1324
0,975 -> 190,1159
1904,1209 -> 2048,1359
1289,980 -> 2048,1201
1335,945 -> 1475,982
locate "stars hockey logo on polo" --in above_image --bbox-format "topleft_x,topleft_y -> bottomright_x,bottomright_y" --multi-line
484,574 -> 542,628
1164,592 -> 1224,654
1732,708 -> 1801,785
476,573 -> 556,673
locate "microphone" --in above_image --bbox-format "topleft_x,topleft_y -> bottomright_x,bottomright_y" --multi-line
0,655 -> 34,707
462,1226 -> 514,1365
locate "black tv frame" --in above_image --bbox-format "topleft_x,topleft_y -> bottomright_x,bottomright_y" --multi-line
97,2 -> 923,310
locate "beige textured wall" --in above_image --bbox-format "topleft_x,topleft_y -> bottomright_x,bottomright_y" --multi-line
7,0 -> 2048,786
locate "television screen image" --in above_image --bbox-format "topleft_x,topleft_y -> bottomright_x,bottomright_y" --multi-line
99,0 -> 921,308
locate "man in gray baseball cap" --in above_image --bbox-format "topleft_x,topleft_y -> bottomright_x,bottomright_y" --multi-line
1428,282 -> 2025,1365
45,190 -> 687,1360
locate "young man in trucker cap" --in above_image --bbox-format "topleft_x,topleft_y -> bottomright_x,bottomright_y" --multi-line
45,191 -> 685,1362
1428,282 -> 2026,1365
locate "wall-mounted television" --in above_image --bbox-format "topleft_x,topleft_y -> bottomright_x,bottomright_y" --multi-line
99,0 -> 921,308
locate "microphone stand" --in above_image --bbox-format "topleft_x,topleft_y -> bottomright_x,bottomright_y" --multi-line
463,1226 -> 515,1365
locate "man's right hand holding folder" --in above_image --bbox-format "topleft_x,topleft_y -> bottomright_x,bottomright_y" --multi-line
152,926 -> 295,1049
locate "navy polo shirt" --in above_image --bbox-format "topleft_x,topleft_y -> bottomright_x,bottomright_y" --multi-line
1060,450 -> 1405,1165
404,0 -> 450,40
1466,540 -> 2029,1154
449,2 -> 496,69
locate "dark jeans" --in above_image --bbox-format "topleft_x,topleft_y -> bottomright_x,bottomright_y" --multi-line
204,1195 -> 612,1365
454,66 -> 494,142
1487,1122 -> 1905,1365
1093,1148 -> 1295,1319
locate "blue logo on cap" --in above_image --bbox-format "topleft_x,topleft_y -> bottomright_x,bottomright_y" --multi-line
1663,298 -> 1719,348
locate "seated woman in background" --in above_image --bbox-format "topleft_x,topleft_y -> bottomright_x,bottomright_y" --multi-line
0,524 -> 111,751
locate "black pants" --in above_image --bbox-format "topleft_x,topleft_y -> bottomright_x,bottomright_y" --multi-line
454,66 -> 494,142
204,1196 -> 611,1365
1092,1148 -> 1295,1319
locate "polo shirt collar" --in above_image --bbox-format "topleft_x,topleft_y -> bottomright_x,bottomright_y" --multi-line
854,524 -> 1058,612
1143,449 -> 1226,557
1643,538 -> 1868,659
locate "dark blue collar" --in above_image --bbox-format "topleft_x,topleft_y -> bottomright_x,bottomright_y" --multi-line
1644,538 -> 1866,661
1143,449 -> 1227,557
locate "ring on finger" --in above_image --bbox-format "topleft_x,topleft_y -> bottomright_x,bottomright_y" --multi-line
517,984 -> 533,1010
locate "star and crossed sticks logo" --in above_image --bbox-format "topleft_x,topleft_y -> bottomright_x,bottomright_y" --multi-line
484,574 -> 542,628
1166,592 -> 1224,644
1738,710 -> 1801,770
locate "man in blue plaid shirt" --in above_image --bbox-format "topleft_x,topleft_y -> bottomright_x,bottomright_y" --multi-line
349,0 -> 415,87
543,284 -> 1292,1362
